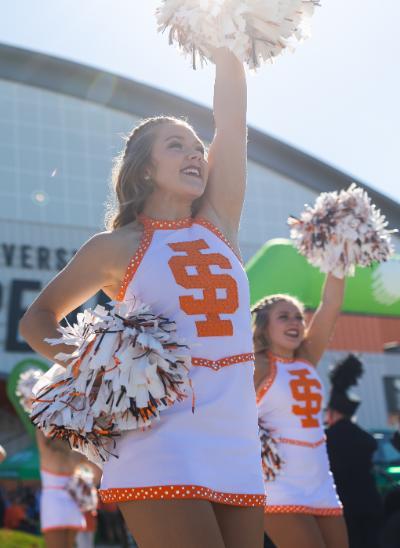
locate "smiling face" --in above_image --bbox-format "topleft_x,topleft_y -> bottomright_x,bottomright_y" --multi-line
147,122 -> 208,202
265,300 -> 306,357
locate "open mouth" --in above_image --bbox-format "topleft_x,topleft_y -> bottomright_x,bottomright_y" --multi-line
284,329 -> 300,339
181,166 -> 201,178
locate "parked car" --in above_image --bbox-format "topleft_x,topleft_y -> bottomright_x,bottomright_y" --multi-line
371,430 -> 400,496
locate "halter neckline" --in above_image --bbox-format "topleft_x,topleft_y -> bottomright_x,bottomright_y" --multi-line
266,350 -> 296,364
138,213 -> 193,230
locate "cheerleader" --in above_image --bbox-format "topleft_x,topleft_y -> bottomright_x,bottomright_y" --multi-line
19,47 -> 264,548
252,274 -> 349,548
36,431 -> 87,547
14,366 -> 89,547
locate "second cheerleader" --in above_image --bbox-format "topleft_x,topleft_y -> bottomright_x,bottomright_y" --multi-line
252,273 -> 349,548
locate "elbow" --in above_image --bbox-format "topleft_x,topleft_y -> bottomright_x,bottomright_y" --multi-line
19,307 -> 36,343
19,313 -> 30,343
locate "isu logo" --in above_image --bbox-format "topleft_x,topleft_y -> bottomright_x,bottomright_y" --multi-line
288,368 -> 322,428
168,239 -> 238,337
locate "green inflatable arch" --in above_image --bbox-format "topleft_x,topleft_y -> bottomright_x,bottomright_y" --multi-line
246,238 -> 400,317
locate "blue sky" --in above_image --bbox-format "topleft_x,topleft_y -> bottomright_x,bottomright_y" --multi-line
1,0 -> 399,202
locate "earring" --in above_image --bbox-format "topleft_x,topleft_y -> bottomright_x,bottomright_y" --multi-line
144,174 -> 151,181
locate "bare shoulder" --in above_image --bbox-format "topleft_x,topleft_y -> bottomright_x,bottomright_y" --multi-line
85,221 -> 142,256
93,221 -> 144,299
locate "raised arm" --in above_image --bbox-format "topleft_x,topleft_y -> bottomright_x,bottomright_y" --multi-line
298,274 -> 345,366
200,48 -> 247,239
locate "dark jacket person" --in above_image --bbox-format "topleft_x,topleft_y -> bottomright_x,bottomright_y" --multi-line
325,355 -> 383,548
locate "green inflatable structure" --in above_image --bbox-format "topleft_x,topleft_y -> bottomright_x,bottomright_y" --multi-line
246,238 -> 400,317
0,445 -> 40,481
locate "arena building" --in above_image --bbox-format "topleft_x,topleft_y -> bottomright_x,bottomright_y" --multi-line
0,43 -> 399,451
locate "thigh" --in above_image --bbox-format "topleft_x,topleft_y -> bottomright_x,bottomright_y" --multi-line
212,504 -> 264,548
44,529 -> 76,548
316,515 -> 349,548
119,499 -> 225,548
264,514 -> 326,548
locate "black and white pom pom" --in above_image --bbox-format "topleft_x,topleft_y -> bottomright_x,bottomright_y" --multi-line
259,424 -> 284,481
31,301 -> 192,465
156,0 -> 319,69
16,368 -> 43,413
288,184 -> 396,278
372,256 -> 400,305
67,466 -> 98,513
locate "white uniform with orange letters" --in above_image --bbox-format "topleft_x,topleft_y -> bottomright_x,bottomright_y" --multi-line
257,353 -> 342,515
40,469 -> 86,532
99,215 -> 265,507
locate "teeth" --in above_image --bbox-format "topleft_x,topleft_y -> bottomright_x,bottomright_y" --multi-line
182,168 -> 200,176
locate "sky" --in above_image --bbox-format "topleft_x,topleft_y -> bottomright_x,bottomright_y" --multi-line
1,0 -> 399,203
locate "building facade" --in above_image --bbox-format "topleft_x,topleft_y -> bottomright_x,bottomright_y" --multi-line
0,44 -> 399,441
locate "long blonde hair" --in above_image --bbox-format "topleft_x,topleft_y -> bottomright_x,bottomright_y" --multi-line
251,294 -> 305,353
105,116 -> 202,230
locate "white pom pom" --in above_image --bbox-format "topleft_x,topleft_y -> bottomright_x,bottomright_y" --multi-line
288,184 -> 396,278
67,466 -> 98,512
16,368 -> 43,412
156,0 -> 319,69
31,301 -> 192,465
372,257 -> 400,305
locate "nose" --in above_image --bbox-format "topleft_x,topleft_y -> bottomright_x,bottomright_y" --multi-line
187,148 -> 202,161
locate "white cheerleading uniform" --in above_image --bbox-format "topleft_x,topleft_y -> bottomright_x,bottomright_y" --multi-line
40,469 -> 86,532
257,354 -> 342,515
99,215 -> 265,506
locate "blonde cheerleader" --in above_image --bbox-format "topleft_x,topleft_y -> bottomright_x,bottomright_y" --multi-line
252,181 -> 394,547
252,278 -> 348,548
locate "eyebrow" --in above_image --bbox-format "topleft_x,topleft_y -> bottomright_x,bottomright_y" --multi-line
165,135 -> 204,149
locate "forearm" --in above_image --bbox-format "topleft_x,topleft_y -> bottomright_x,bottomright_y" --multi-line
213,48 -> 247,130
321,273 -> 345,310
19,308 -> 73,364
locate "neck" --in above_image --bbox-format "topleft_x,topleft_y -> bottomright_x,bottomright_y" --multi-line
142,191 -> 193,221
268,344 -> 295,361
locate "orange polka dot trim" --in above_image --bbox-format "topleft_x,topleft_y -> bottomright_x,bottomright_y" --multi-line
99,484 -> 266,507
116,227 -> 155,302
138,214 -> 193,230
192,353 -> 254,371
278,437 -> 326,449
265,505 -> 343,516
256,359 -> 277,404
267,351 -> 314,368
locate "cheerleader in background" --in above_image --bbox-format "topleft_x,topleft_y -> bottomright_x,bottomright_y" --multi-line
36,431 -> 87,547
252,273 -> 349,548
14,367 -> 99,548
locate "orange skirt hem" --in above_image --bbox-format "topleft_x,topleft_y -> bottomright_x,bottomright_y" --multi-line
99,484 -> 266,507
265,505 -> 343,516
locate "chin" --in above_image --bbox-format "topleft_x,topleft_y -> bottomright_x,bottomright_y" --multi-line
281,339 -> 302,352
